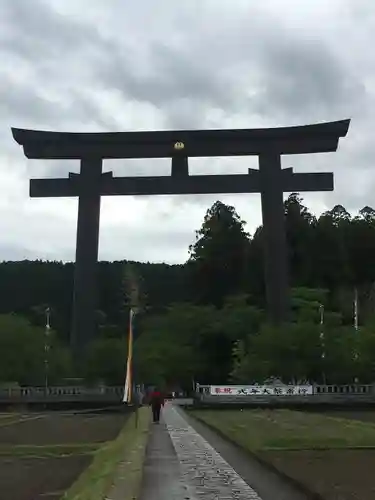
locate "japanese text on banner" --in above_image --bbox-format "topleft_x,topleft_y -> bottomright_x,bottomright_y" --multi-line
210,385 -> 313,396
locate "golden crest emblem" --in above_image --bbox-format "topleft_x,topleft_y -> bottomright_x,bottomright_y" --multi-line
174,141 -> 185,150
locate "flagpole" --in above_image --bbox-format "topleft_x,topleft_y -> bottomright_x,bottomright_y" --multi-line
132,309 -> 139,430
122,263 -> 142,427
123,309 -> 134,404
353,287 -> 359,384
44,307 -> 51,397
319,304 -> 326,385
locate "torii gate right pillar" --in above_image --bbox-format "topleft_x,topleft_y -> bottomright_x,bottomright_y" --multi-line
259,153 -> 290,324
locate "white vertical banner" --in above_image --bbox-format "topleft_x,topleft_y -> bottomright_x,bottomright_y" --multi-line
354,287 -> 359,332
319,304 -> 325,359
123,309 -> 134,403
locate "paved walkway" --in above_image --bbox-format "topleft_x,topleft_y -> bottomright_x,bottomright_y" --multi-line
140,404 -> 262,499
139,419 -> 190,500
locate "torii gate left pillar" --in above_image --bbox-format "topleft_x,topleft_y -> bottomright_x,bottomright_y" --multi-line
71,157 -> 102,353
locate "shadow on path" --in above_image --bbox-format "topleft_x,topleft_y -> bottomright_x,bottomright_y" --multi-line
139,421 -> 191,500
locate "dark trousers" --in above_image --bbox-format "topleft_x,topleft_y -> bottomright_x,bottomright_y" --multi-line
152,404 -> 161,422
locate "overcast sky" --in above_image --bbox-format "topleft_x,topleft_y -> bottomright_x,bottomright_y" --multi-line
0,0 -> 373,263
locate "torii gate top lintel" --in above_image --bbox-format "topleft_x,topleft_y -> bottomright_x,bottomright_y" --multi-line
12,119 -> 350,160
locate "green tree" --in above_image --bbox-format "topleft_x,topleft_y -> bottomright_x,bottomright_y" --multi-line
312,209 -> 351,288
231,321 -> 322,384
323,326 -> 357,383
284,194 -> 316,286
346,208 -> 375,286
134,296 -> 266,387
218,295 -> 265,342
246,226 -> 266,306
188,201 -> 250,306
134,305 -> 200,389
84,338 -> 128,385
0,314 -> 72,385
356,325 -> 375,382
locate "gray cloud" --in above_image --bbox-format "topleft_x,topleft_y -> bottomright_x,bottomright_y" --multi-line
0,0 -> 102,62
0,0 -> 375,263
253,38 -> 367,121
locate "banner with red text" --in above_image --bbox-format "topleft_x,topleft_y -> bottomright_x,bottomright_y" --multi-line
210,385 -> 313,396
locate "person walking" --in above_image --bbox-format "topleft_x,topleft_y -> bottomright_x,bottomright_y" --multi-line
149,387 -> 165,423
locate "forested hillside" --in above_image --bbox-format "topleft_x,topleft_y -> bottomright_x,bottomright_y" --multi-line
2,193 -> 375,387
0,260 -> 189,341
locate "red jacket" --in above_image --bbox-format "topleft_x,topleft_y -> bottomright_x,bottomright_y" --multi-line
149,391 -> 165,407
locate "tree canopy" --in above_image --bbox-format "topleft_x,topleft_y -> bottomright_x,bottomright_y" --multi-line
1,195 -> 375,387
188,201 -> 250,306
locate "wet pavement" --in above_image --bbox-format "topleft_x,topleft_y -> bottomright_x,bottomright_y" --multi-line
165,405 -> 262,499
139,420 -> 191,500
138,404 -> 308,500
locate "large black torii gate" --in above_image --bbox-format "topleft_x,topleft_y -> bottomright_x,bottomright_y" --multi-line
12,119 -> 350,356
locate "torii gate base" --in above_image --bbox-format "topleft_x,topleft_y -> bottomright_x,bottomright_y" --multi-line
12,120 -> 350,357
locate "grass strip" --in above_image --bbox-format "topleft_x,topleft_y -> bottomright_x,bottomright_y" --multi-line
191,409 -> 375,450
62,407 -> 151,500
